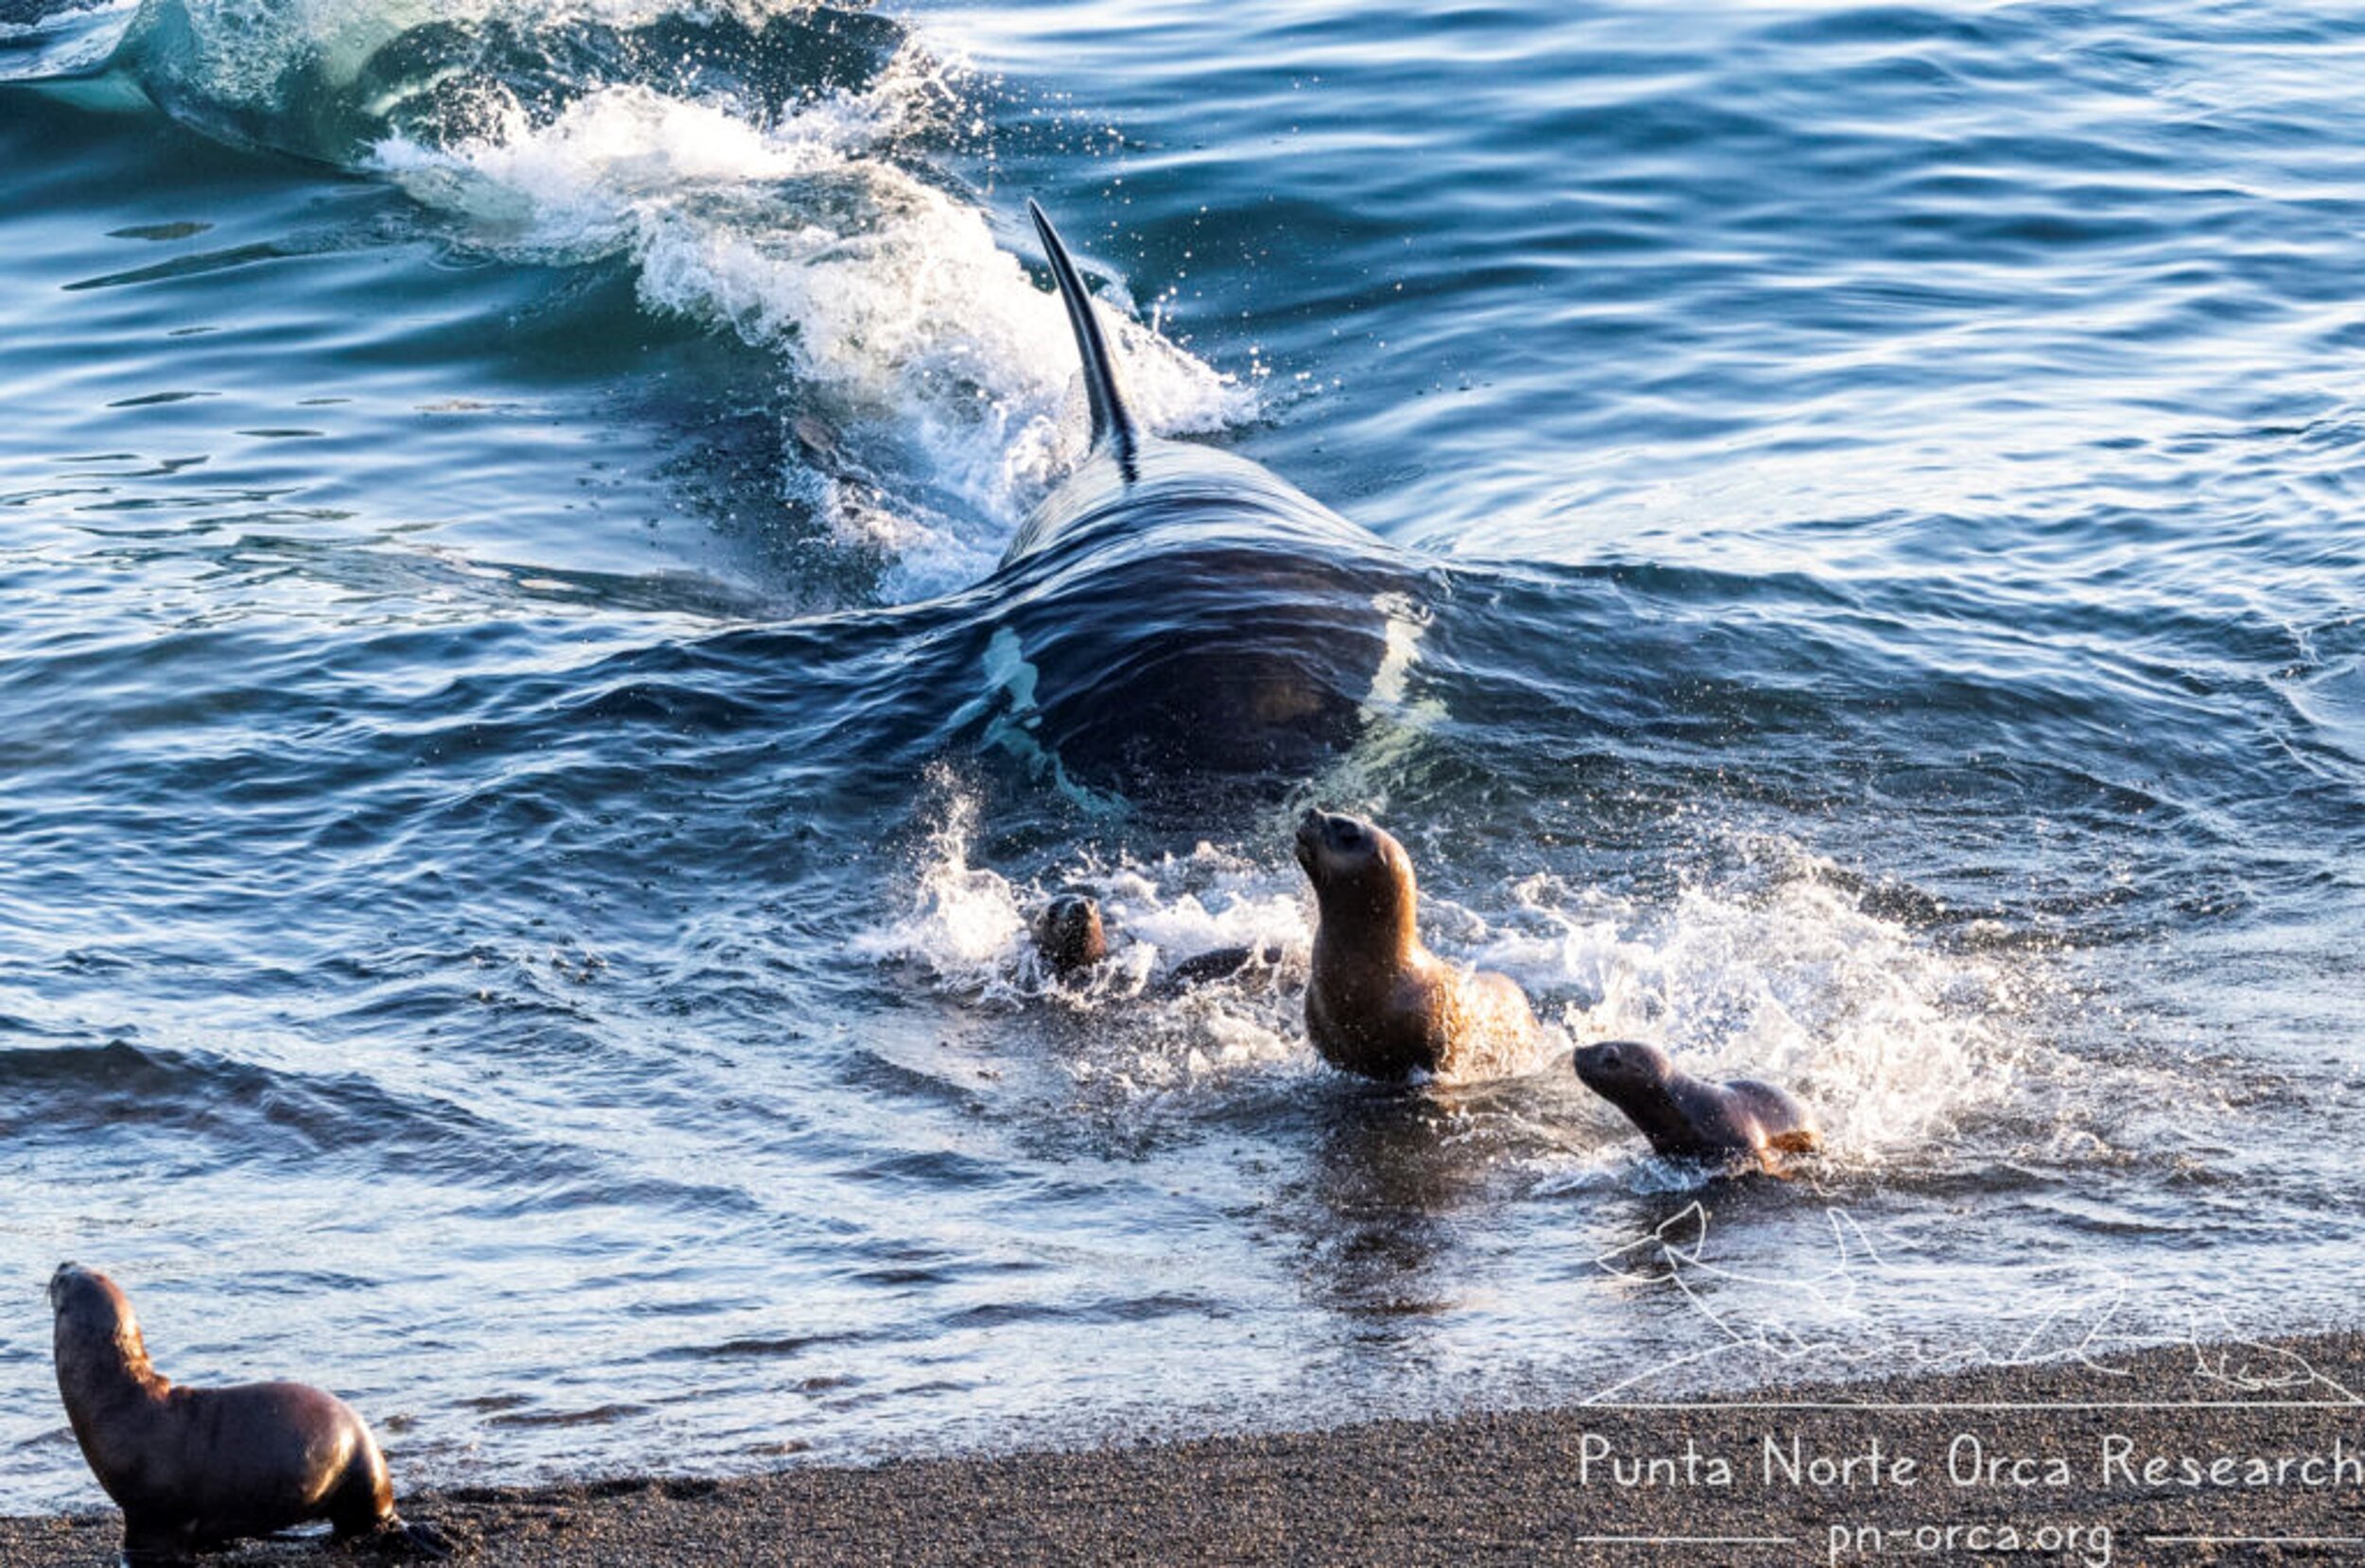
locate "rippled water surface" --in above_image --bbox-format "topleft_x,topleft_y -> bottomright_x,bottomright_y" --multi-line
3,0 -> 2362,1513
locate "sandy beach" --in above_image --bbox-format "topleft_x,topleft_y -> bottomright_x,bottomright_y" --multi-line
10,1333 -> 2365,1565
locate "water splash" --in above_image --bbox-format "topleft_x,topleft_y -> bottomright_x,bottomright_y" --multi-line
377,74 -> 1250,592
863,801 -> 2058,1150
1483,864 -> 2035,1159
90,0 -> 1256,596
850,788 -> 1031,994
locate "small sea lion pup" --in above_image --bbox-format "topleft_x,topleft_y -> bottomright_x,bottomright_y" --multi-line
1030,893 -> 1109,979
1030,893 -> 1280,993
48,1263 -> 446,1564
1572,1039 -> 1821,1174
1294,809 -> 1541,1080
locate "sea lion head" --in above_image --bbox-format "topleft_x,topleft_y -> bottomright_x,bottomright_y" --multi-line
1030,893 -> 1108,978
1572,1039 -> 1676,1098
48,1263 -> 123,1325
49,1263 -> 155,1389
1294,809 -> 1419,950
1292,809 -> 1408,890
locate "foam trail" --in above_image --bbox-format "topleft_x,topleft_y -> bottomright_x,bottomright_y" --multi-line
92,0 -> 1254,596
370,65 -> 1252,596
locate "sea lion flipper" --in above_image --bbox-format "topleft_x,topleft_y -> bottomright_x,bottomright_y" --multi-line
381,1518 -> 456,1559
1162,944 -> 1259,989
1027,199 -> 1140,470
120,1514 -> 195,1566
342,1517 -> 454,1560
1767,1128 -> 1821,1155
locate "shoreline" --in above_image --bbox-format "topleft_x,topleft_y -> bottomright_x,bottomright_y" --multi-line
10,1333 -> 2365,1565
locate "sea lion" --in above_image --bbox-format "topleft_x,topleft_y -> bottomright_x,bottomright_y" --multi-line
1571,1039 -> 1821,1174
1028,892 -> 1281,994
1030,893 -> 1108,980
48,1263 -> 442,1564
972,203 -> 1421,793
1294,809 -> 1540,1081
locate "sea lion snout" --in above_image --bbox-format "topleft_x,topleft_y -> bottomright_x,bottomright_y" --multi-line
47,1263 -> 102,1315
1030,893 -> 1108,977
1293,809 -> 1325,871
1295,809 -> 1379,880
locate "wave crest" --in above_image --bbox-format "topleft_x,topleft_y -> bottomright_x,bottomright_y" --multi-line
100,0 -> 1255,595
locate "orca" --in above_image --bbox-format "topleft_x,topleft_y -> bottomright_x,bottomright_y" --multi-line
971,201 -> 1423,795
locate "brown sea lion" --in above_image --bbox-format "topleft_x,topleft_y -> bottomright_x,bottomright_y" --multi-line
1294,809 -> 1541,1081
1572,1038 -> 1820,1174
1029,893 -> 1108,980
48,1263 -> 444,1564
1028,893 -> 1281,995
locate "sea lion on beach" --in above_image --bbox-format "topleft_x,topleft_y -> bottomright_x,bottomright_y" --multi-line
1294,809 -> 1540,1081
48,1263 -> 442,1563
1029,893 -> 1281,994
972,203 -> 1420,793
1571,1039 -> 1820,1174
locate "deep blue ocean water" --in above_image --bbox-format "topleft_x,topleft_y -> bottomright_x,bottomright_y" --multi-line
2,0 -> 2361,1512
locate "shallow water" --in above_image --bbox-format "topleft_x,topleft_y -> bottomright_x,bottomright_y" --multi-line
2,0 -> 2361,1513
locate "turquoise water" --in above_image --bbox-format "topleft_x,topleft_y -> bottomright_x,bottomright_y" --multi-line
3,0 -> 2361,1512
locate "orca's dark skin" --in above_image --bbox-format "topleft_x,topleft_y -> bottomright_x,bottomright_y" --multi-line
979,203 -> 1420,792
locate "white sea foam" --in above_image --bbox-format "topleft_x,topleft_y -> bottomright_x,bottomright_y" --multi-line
1476,865 -> 2034,1160
850,791 -> 1030,989
115,0 -> 1253,592
363,41 -> 1253,596
865,804 -> 2050,1145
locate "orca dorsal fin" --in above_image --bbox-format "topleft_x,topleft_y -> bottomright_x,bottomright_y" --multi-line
1028,200 -> 1140,474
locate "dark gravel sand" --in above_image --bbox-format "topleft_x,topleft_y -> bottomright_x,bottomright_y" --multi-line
11,1334 -> 2365,1565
